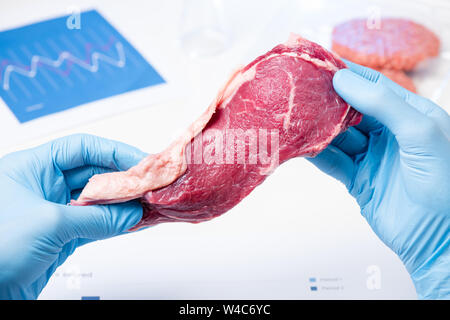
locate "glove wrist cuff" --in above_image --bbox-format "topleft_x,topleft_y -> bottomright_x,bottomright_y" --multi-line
409,243 -> 450,299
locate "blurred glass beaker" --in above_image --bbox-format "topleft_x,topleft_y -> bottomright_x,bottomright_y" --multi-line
179,0 -> 232,58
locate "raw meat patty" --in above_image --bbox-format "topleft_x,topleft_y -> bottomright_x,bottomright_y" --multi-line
332,18 -> 440,71
379,69 -> 417,93
72,34 -> 362,229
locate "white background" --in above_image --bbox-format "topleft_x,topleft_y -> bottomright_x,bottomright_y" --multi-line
0,0 -> 449,299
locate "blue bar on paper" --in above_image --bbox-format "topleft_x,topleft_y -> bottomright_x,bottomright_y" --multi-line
81,296 -> 100,300
0,9 -> 165,123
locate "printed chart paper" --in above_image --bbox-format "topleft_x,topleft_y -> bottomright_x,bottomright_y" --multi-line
0,10 -> 165,123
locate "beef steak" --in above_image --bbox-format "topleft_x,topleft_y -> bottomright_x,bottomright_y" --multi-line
72,34 -> 362,229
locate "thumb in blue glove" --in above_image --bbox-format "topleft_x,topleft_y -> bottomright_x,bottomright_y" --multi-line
308,61 -> 450,299
0,134 -> 147,299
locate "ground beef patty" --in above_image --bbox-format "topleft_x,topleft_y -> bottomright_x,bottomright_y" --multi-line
379,69 -> 417,93
332,18 -> 440,71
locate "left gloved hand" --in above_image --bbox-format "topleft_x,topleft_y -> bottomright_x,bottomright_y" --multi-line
0,134 -> 147,300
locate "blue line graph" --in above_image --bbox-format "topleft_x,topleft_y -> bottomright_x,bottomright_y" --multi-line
0,10 -> 165,123
2,42 -> 126,90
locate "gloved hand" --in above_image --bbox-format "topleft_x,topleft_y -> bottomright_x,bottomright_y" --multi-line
0,134 -> 147,300
308,62 -> 450,299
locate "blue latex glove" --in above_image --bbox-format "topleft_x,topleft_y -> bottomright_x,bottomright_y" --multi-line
0,134 -> 147,300
308,62 -> 450,299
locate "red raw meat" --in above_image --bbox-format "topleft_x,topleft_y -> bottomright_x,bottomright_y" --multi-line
332,18 -> 440,71
72,34 -> 362,229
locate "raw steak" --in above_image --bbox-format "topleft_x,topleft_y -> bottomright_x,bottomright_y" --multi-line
332,18 -> 440,71
72,34 -> 362,229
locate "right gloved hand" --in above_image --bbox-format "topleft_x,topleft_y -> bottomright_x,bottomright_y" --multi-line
308,62 -> 450,299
